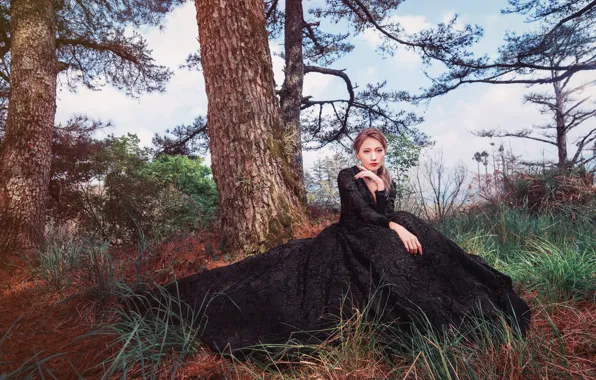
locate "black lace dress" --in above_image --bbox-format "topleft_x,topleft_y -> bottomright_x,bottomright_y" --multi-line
162,165 -> 531,354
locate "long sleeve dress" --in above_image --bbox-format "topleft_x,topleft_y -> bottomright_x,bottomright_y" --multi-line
160,165 -> 531,355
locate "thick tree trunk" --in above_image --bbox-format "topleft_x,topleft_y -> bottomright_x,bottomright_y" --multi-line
280,0 -> 307,206
194,0 -> 306,256
0,0 -> 57,261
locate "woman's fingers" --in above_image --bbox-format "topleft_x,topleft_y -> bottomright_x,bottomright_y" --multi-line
405,238 -> 422,255
404,241 -> 411,253
401,239 -> 410,252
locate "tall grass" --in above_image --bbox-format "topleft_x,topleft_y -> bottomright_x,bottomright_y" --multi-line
506,239 -> 596,302
30,222 -> 86,290
84,283 -> 209,379
437,204 -> 596,303
213,282 -> 536,379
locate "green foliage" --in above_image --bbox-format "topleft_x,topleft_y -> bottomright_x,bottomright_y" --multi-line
47,131 -> 218,244
304,152 -> 353,210
141,154 -> 219,234
385,133 -> 426,213
385,132 -> 423,190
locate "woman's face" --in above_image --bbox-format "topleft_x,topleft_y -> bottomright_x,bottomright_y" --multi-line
356,137 -> 385,173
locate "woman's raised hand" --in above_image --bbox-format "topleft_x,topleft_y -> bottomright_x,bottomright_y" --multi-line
389,222 -> 423,255
354,165 -> 382,184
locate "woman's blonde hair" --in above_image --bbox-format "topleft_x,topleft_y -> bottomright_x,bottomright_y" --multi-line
353,128 -> 392,194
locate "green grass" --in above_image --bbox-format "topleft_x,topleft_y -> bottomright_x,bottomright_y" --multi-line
437,205 -> 596,303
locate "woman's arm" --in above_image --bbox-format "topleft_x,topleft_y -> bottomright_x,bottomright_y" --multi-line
337,169 -> 391,228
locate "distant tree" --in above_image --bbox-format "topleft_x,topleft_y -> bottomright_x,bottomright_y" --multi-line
304,152 -> 352,209
48,116 -> 106,224
415,149 -> 471,221
385,132 -> 426,198
475,75 -> 596,169
69,133 -> 217,243
470,2 -> 596,170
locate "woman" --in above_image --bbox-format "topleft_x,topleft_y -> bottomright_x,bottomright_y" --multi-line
160,128 -> 531,355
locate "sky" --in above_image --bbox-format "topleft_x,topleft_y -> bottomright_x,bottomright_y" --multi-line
54,0 -> 596,174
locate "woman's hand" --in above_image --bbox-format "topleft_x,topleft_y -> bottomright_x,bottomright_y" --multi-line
354,165 -> 383,187
389,222 -> 422,255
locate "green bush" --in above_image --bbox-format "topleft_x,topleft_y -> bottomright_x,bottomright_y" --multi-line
48,133 -> 219,245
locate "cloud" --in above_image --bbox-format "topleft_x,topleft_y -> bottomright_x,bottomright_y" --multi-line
357,14 -> 432,49
359,28 -> 383,47
393,15 -> 433,34
441,11 -> 467,31
55,2 -> 206,149
420,84 -> 560,172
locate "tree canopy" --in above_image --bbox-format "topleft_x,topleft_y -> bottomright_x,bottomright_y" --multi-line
0,0 -> 183,129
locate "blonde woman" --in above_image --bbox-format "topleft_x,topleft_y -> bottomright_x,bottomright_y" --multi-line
160,128 -> 531,356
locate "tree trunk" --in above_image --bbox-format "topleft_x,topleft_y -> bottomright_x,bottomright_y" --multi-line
0,0 -> 57,261
553,80 -> 568,169
280,0 -> 307,206
194,0 -> 306,256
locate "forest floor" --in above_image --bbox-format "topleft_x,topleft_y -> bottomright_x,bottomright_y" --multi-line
1,210 -> 595,379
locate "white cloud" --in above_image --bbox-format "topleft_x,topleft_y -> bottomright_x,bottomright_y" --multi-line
359,28 -> 383,47
420,84 -> 558,172
357,14 -> 431,49
393,15 -> 432,34
441,11 -> 466,31
55,2 -> 207,150
393,47 -> 422,68
270,43 -> 285,88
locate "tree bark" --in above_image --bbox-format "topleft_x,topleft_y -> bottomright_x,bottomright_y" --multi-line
194,0 -> 306,256
553,80 -> 568,169
280,0 -> 307,206
0,0 -> 57,261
